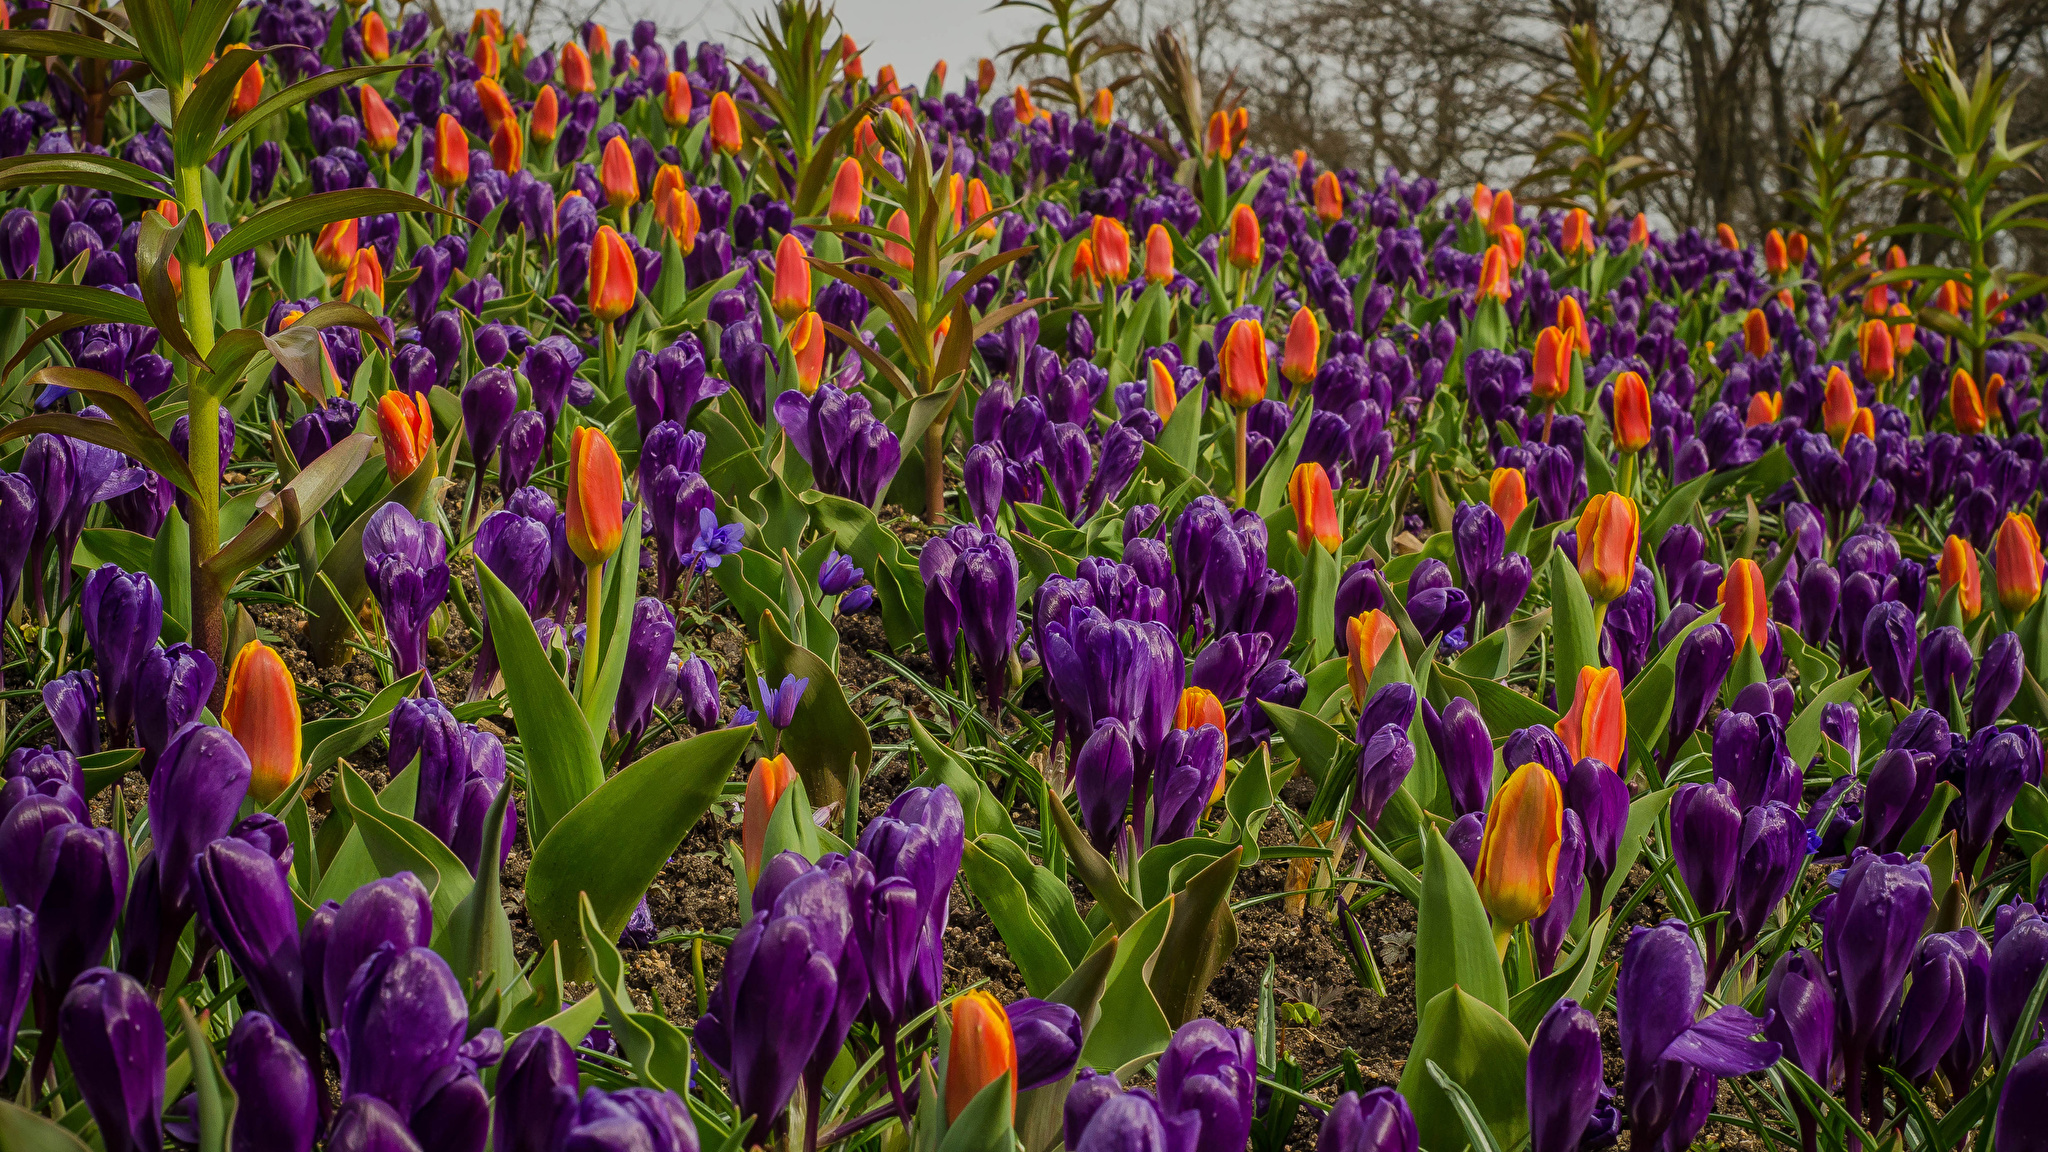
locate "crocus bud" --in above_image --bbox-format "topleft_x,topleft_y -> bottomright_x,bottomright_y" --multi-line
1862,600 -> 1918,703
1998,1047 -> 2048,1152
494,1025 -> 578,1152
1227,203 -> 1261,270
432,113 -> 469,188
1353,723 -> 1416,831
224,1011 -> 318,1152
1476,762 -> 1563,951
1556,665 -> 1624,769
1975,631 -> 2024,731
1288,463 -> 1339,553
331,945 -> 470,1118
321,873 -> 433,1024
221,640 -> 302,804
193,837 -> 308,1046
59,968 -> 164,1152
1671,779 -> 1740,915
1827,849 -> 1936,1050
1157,1018 -> 1256,1152
1220,318 -> 1267,409
1489,467 -> 1527,527
566,425 -> 624,566
1763,948 -> 1834,1084
741,753 -> 794,886
1576,492 -> 1639,603
79,565 -> 161,743
1718,557 -> 1769,655
327,1092 -> 426,1151
1007,997 -> 1083,1090
150,723 -> 251,919
1997,512 -> 2043,615
1529,999 -> 1607,1152
946,990 -> 1018,1122
1282,306 -> 1320,385
1318,1088 -> 1417,1152
376,390 -> 433,480
1145,223 -> 1175,285
709,91 -> 742,153
589,224 -> 639,323
34,823 -> 126,997
0,906 -> 30,1078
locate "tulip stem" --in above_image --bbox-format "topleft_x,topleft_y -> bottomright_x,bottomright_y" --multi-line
1233,408 -> 1249,508
579,562 -> 604,706
1618,450 -> 1636,498
1491,923 -> 1514,960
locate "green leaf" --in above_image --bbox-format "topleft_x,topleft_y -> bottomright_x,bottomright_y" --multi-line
0,1103 -> 91,1151
1078,899 -> 1176,1071
0,373 -> 200,497
578,509 -> 645,746
475,561 -> 602,846
0,28 -> 144,59
204,188 -> 468,266
756,610 -> 871,805
178,998 -> 237,1152
1046,789 -> 1146,931
1622,605 -> 1722,757
1426,1059 -> 1506,1152
204,434 -> 376,584
1414,826 -> 1510,1018
963,837 -> 1076,995
1148,846 -> 1243,1027
578,891 -> 695,1091
1260,702 -> 1346,787
333,765 -> 475,932
0,280 -> 153,327
939,1072 -> 1018,1152
0,152 -> 169,201
444,774 -> 517,993
1018,937 -> 1119,1152
287,671 -> 427,804
1546,549 -> 1599,716
527,725 -> 752,981
1157,380 -> 1205,473
1396,987 -> 1530,1152
1786,670 -> 1872,764
172,44 -> 269,172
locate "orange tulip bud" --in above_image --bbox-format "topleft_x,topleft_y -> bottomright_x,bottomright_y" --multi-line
1996,512 -> 2043,616
1556,664 -> 1625,768
1575,492 -> 1639,605
1176,686 -> 1227,736
1205,110 -> 1232,159
1988,373 -> 2007,426
1888,302 -> 1916,357
1719,557 -> 1769,654
788,311 -> 827,394
1951,368 -> 1987,434
1531,326 -> 1571,402
1282,306 -> 1320,386
772,232 -> 811,321
471,32 -> 499,78
1487,188 -> 1515,236
361,84 -> 399,154
224,44 -> 263,117
1859,318 -> 1894,383
836,33 -> 861,77
343,247 -> 384,305
471,8 -> 504,42
1231,104 -> 1248,139
1939,535 -> 1983,621
1500,224 -> 1526,269
491,117 -> 524,172
1745,391 -> 1782,427
584,22 -> 608,58
433,113 -> 469,188
1555,295 -> 1590,356
945,991 -> 1018,1124
1716,223 -> 1739,250
1934,280 -> 1964,315
1777,288 -> 1796,313
1227,204 -> 1261,271
1092,86 -> 1114,128
1612,371 -> 1651,453
1628,213 -> 1648,247
566,425 -> 625,565
741,753 -> 795,884
315,217 -> 358,274
1071,238 -> 1097,289
222,640 -> 303,804
977,57 -> 995,93
710,91 -> 743,154
361,12 -> 390,60
877,63 -> 899,92
663,71 -> 693,128
588,225 -> 639,323
1091,215 -> 1130,284
1742,308 -> 1771,357
1860,284 -> 1889,317
1475,762 -> 1564,951
1288,462 -> 1340,554
529,84 -> 560,144
945,174 -> 965,235
1013,85 -> 1038,123
1764,229 -> 1788,275
883,208 -> 913,267
1144,223 -> 1175,285
1787,232 -> 1808,267
600,135 -> 639,211
475,77 -> 514,136
1821,366 -> 1857,444
1314,171 -> 1343,223
1848,407 -> 1875,442
1219,318 -> 1267,409
1560,208 -> 1593,256
1476,244 -> 1510,301
1150,359 -> 1179,422
1347,610 -> 1399,705
376,390 -> 433,480
1471,183 -> 1493,220
967,178 -> 996,240
561,41 -> 594,93
828,157 -> 864,226
1489,467 -> 1527,528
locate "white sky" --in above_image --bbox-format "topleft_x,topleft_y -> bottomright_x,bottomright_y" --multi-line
656,0 -> 1042,82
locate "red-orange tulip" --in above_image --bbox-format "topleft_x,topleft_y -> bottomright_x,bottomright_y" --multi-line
562,41 -> 594,94
1487,188 -> 1515,236
601,135 -> 639,211
1742,308 -> 1771,357
530,84 -> 560,144
1822,366 -> 1857,444
1092,86 -> 1113,128
877,63 -> 899,92
1556,664 -> 1625,768
1745,392 -> 1782,427
491,118 -> 524,173
567,425 -> 625,565
475,77 -> 514,136
1144,223 -> 1174,285
377,391 -> 433,480
361,12 -> 390,61
1576,492 -> 1639,604
1628,213 -> 1648,247
828,157 -> 863,225
1471,184 -> 1493,222
883,208 -> 913,268
977,57 -> 995,94
1531,326 -> 1571,402
709,91 -> 742,154
1282,306 -> 1320,386
1314,171 -> 1343,223
343,247 -> 384,305
1347,610 -> 1399,705
1091,216 -> 1130,284
772,232 -> 811,321
1289,462 -> 1340,554
1611,370 -> 1651,453
1150,359 -> 1178,422
1227,204 -> 1261,270
1939,535 -> 1983,620
741,753 -> 795,885
663,71 -> 693,128
1719,557 -> 1769,654
1787,232 -> 1809,267
1560,207 -> 1592,256
788,311 -> 826,394
945,991 -> 1018,1123
1715,223 -> 1739,250
1555,295 -> 1589,356
967,178 -> 996,240
1071,238 -> 1097,289
653,169 -> 699,252
1489,467 -> 1527,528
1219,318 -> 1267,409
1764,229 -> 1788,275
1205,109 -> 1232,159
1476,245 -> 1510,301
1996,513 -> 2043,616
1934,280 -> 1964,315
1501,223 -> 1526,269
1476,762 -> 1563,953
223,44 -> 263,117
315,217 -> 358,274
222,640 -> 303,804
1859,319 -> 1894,383
1952,368 -> 1987,434
360,84 -> 399,154
1176,686 -> 1227,735
432,113 -> 469,188
588,225 -> 638,323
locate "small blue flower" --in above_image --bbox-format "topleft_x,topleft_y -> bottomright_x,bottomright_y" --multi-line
839,584 -> 876,613
818,549 -> 865,595
755,674 -> 809,729
731,705 -> 760,728
687,507 -> 746,572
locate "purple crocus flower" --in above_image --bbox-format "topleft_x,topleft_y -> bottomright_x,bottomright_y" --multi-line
224,1011 -> 319,1152
320,873 -> 435,1026
615,598 -> 678,750
1618,920 -> 1780,1151
363,503 -> 451,696
1528,999 -> 1609,1152
855,785 -> 964,1030
58,968 -> 165,1152
42,669 -> 97,756
79,564 -> 161,743
329,945 -> 471,1119
774,382 -> 904,506
1157,1018 -> 1256,1152
192,836 -> 310,1048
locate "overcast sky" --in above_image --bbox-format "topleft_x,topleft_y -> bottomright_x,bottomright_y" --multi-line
668,0 -> 1043,81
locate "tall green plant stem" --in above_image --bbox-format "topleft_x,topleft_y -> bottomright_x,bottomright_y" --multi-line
1233,408 -> 1249,507
174,89 -> 226,703
580,563 -> 605,704
924,422 -> 946,524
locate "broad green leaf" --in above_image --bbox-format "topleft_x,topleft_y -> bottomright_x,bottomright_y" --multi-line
1786,670 -> 1872,764
1396,987 -> 1530,1152
1,369 -> 200,496
0,28 -> 143,59
1017,938 -> 1119,1152
288,671 -> 427,802
204,188 -> 468,266
578,892 -> 695,1091
578,508 -> 645,745
1414,826 -> 1509,1018
204,434 -> 376,582
0,279 -> 155,327
1157,380 -> 1205,472
1078,900 -> 1175,1071
1258,702 -> 1346,787
939,1072 -> 1017,1152
1148,846 -> 1243,1027
475,561 -> 602,846
963,837 -> 1076,996
757,610 -> 870,804
314,765 -> 417,905
0,1101 -> 92,1150
527,725 -> 752,981
1547,549 -> 1599,716
444,776 -> 518,994
172,44 -> 270,172
906,715 -> 1020,843
0,152 -> 168,200
1046,791 -> 1146,931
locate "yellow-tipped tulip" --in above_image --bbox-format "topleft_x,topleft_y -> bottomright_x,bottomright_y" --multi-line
588,225 -> 638,324
1531,326 -> 1570,402
343,247 -> 384,306
1489,467 -> 1527,528
1764,229 -> 1788,275
1951,368 -> 1987,434
1219,318 -> 1267,409
741,753 -> 795,885
490,118 -> 524,173
1719,557 -> 1769,655
1288,462 -> 1340,554
1150,358 -> 1178,422
222,640 -> 302,804
361,12 -> 390,60
1575,492 -> 1638,605
1474,762 -> 1563,955
829,157 -> 864,225
1859,318 -> 1894,383
476,77 -> 514,136
663,71 -> 693,127
1144,223 -> 1175,285
967,178 -> 996,240
1227,203 -> 1261,270
1939,535 -> 1982,620
531,84 -> 560,145
1561,207 -> 1593,255
1555,295 -> 1589,356
1611,370 -> 1651,453
562,41 -> 595,94
772,232 -> 811,321
1745,391 -> 1782,427
945,991 -> 1018,1123
1996,513 -> 2043,616
376,391 -> 433,480
1742,308 -> 1771,357
315,217 -> 359,275
1346,610 -> 1399,705
566,425 -> 625,566
1476,245 -> 1510,300
601,135 -> 639,212
1282,306 -> 1320,386
432,113 -> 469,189
1176,687 -> 1227,738
789,311 -> 827,394
1091,215 -> 1130,284
1556,665 -> 1625,768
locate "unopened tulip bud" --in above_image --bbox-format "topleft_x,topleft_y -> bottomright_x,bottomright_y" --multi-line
967,178 -> 995,239
1745,391 -> 1782,426
945,990 -> 1018,1123
1477,244 -> 1510,299
432,113 -> 469,188
376,390 -> 433,480
1314,171 -> 1343,222
1346,610 -> 1399,705
1940,535 -> 1983,620
1859,318 -> 1894,382
788,311 -> 826,394
1227,203 -> 1261,270
1476,762 -> 1563,952
1575,492 -> 1638,604
1090,216 -> 1130,284
1282,306 -> 1320,385
1556,664 -> 1625,769
566,425 -> 625,566
1219,318 -> 1267,409
1996,513 -> 2042,616
710,91 -> 742,153
588,225 -> 638,323
1144,223 -> 1174,284
1091,86 -> 1113,127
361,12 -> 390,60
1490,467 -> 1528,527
1289,463 -> 1340,554
740,752 -> 794,885
1952,368 -> 1987,434
663,71 -> 692,127
361,84 -> 398,154
1611,370 -> 1650,452
1743,307 -> 1771,356
772,232 -> 810,321
1532,326 -> 1570,401
221,640 -> 302,804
